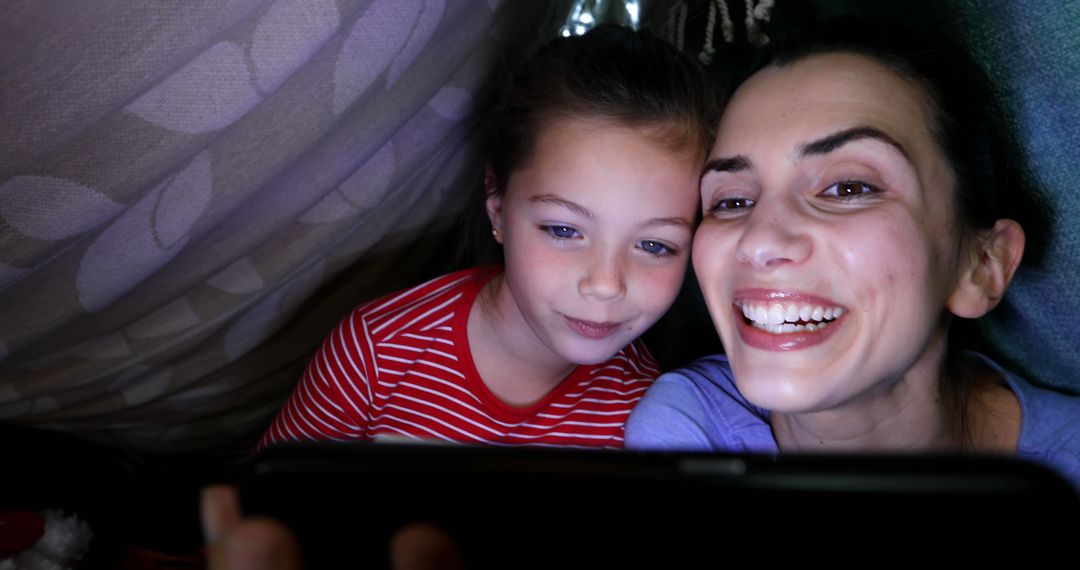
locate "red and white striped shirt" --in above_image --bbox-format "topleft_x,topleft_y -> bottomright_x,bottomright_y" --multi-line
261,268 -> 660,449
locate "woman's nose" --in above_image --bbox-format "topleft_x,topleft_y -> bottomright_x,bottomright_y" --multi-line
578,251 -> 627,301
735,202 -> 812,269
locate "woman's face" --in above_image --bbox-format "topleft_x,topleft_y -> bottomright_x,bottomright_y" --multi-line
695,52 -> 967,414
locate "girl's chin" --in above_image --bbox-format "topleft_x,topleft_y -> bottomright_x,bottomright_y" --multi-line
557,342 -> 624,367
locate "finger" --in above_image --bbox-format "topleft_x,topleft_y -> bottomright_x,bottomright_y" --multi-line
214,518 -> 305,570
390,523 -> 465,570
201,484 -> 242,545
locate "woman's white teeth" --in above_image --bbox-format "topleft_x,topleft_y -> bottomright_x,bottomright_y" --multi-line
768,304 -> 785,325
738,301 -> 844,333
784,304 -> 799,323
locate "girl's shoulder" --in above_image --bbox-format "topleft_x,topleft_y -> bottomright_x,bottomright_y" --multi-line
344,267 -> 498,346
353,267 -> 497,317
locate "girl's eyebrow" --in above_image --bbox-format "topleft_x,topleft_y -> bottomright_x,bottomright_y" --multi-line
529,195 -> 593,218
529,194 -> 691,229
644,216 -> 693,229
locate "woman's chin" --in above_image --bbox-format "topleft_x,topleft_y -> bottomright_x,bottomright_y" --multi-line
731,366 -> 838,415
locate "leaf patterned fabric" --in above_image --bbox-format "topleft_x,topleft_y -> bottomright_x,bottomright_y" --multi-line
0,0 -> 543,451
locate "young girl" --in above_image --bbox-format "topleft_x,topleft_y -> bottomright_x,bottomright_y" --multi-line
260,26 -> 719,449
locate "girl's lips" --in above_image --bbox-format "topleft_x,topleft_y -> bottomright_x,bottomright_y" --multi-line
563,316 -> 623,340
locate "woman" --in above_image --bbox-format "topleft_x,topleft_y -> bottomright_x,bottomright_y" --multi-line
625,18 -> 1080,488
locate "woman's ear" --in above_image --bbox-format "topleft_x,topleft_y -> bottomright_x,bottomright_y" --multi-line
947,219 -> 1025,318
484,165 -> 504,244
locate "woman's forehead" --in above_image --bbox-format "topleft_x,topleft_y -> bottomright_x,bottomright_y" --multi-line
716,52 -> 937,157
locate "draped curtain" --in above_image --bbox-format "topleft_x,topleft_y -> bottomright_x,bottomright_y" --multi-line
0,0 -> 554,451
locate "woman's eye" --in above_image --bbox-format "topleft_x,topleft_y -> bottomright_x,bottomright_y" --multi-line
541,225 -> 581,239
638,240 -> 675,257
707,197 -> 755,214
820,180 -> 880,199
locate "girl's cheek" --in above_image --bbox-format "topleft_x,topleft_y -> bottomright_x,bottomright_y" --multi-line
643,260 -> 689,305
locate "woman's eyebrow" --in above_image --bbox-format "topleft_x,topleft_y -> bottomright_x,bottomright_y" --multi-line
529,195 -> 594,218
701,126 -> 909,180
799,126 -> 910,160
701,155 -> 752,178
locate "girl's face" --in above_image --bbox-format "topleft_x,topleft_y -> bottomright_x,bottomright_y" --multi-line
488,117 -> 700,365
695,53 -> 969,414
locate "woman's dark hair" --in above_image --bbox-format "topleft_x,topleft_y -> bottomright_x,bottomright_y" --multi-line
456,24 -> 722,268
762,16 -> 1015,446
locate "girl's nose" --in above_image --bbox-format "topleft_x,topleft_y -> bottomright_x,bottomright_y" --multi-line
735,202 -> 812,270
578,252 -> 627,301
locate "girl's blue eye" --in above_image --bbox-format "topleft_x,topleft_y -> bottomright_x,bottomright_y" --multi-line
708,197 -> 755,214
820,180 -> 879,199
542,225 -> 581,239
639,240 -> 675,256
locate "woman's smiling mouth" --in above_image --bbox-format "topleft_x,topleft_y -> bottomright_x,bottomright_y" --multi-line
731,291 -> 848,351
736,300 -> 844,333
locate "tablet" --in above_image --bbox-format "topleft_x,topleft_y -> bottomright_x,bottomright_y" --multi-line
241,442 -> 1079,567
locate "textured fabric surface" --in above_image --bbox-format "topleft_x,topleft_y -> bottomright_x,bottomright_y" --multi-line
0,0 -> 553,451
945,1 -> 1080,391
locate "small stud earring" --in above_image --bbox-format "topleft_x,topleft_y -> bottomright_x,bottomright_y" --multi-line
492,228 -> 500,239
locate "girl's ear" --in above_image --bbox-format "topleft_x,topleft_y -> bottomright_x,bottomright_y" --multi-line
484,165 -> 504,244
947,219 -> 1025,318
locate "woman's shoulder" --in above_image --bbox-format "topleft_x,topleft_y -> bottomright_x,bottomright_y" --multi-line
1006,367 -> 1080,451
671,354 -> 737,385
1013,375 -> 1080,490
973,353 -> 1080,446
624,354 -> 777,453
657,355 -> 764,411
973,353 -> 1080,486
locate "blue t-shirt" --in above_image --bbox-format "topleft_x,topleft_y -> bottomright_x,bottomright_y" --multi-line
625,353 -> 1080,489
